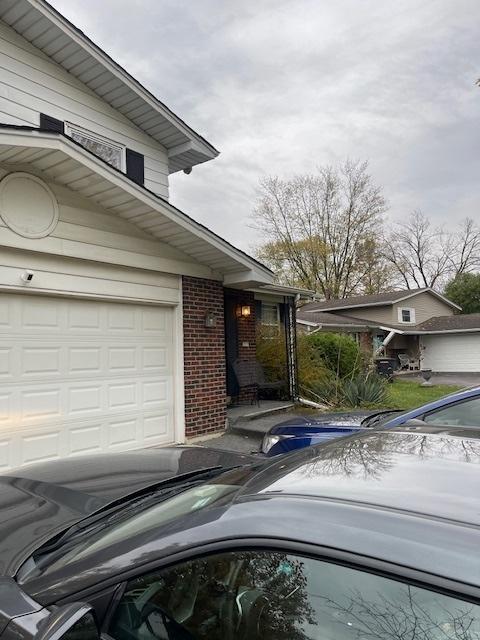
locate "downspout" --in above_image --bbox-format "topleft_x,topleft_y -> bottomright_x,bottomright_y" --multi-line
374,328 -> 400,357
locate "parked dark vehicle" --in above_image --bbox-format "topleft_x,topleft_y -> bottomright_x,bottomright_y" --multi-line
262,385 -> 480,455
1,426 -> 479,640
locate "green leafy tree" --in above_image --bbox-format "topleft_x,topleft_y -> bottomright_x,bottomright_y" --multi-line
444,272 -> 480,314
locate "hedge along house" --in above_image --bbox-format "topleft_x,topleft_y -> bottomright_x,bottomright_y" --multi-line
0,0 -> 302,469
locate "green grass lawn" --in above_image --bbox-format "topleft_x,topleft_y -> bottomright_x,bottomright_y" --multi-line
385,379 -> 463,410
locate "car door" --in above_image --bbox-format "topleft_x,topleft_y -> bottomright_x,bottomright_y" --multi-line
100,547 -> 480,640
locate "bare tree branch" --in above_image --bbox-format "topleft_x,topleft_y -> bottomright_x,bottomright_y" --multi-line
252,160 -> 388,297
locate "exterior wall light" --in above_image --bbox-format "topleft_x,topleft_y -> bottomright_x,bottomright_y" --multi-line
205,311 -> 216,328
236,304 -> 252,318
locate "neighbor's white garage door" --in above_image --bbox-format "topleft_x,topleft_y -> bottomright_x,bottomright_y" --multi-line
0,293 -> 176,470
421,333 -> 480,373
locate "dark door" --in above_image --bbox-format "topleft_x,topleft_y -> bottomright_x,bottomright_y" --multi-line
224,294 -> 239,396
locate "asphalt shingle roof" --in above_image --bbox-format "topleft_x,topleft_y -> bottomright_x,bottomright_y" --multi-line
302,288 -> 431,312
416,314 -> 480,332
297,310 -> 378,327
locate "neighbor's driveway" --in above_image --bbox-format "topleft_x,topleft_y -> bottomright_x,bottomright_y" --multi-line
399,372 -> 480,387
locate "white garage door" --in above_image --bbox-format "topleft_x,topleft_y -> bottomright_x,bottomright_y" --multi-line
421,333 -> 480,372
0,293 -> 176,470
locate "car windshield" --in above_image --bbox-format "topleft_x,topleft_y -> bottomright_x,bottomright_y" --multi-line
362,410 -> 404,428
22,466 -> 252,581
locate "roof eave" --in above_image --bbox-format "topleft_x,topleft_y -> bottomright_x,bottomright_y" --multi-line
1,0 -> 218,171
304,288 -> 461,314
0,128 -> 272,286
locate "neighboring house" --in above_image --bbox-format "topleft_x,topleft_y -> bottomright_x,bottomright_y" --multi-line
298,288 -> 480,373
0,0 -> 304,469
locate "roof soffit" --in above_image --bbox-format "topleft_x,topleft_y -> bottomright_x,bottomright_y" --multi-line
0,129 -> 273,285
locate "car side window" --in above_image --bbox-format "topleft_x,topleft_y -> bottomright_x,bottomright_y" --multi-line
107,550 -> 479,640
423,397 -> 480,427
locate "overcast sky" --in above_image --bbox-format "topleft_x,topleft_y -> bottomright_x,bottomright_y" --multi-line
52,0 -> 480,253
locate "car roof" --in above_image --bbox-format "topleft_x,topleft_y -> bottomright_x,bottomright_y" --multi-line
243,425 -> 480,525
21,426 -> 480,604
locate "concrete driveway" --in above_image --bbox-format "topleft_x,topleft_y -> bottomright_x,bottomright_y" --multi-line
397,372 -> 480,387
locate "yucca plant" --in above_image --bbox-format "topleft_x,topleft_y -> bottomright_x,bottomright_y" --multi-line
342,372 -> 388,407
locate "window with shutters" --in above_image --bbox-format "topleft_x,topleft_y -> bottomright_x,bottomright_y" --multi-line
65,122 -> 125,170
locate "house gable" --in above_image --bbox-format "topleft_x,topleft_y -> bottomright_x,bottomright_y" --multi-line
302,288 -> 460,327
0,19 -> 170,198
0,0 -> 217,174
391,291 -> 455,325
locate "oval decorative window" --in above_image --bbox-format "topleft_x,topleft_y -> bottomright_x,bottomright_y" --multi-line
0,172 -> 59,238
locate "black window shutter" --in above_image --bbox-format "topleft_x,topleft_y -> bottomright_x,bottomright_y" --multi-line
126,148 -> 144,185
39,113 -> 64,134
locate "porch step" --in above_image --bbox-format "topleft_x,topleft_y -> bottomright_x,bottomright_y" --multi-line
227,401 -> 294,427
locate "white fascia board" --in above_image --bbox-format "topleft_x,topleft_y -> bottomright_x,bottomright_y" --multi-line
302,322 -> 368,330
223,270 -> 274,288
379,326 -> 405,334
24,0 -> 218,160
302,289 -> 461,313
405,328 -> 480,335
302,300 -> 394,313
0,130 -> 273,283
297,319 -> 320,327
260,284 -> 315,297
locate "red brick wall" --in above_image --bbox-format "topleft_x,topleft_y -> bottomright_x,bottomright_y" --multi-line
182,276 -> 226,438
359,331 -> 373,356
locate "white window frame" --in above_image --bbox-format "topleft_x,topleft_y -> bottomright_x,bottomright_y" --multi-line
398,307 -> 416,324
261,302 -> 280,327
65,122 -> 126,171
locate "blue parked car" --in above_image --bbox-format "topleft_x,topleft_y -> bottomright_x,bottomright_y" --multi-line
262,385 -> 480,455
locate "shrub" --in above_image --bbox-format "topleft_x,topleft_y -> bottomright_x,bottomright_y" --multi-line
305,332 -> 361,378
256,328 -> 329,388
256,326 -> 287,382
342,372 -> 388,407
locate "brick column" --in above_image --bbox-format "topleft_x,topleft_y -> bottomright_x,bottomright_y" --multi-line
182,276 -> 226,438
359,331 -> 373,356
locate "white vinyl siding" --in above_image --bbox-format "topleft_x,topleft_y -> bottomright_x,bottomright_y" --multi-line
0,21 -> 169,198
0,167 -> 216,280
0,293 -> 177,470
421,334 -> 480,372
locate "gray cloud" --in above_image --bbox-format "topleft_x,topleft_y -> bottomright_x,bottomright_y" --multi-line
52,0 -> 480,251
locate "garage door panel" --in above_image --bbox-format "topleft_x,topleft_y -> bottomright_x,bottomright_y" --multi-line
0,439 -> 11,470
21,298 -> 64,332
0,293 -> 176,469
69,346 -> 102,374
144,414 -> 169,442
0,347 -> 11,378
69,424 -> 103,456
68,302 -> 102,331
